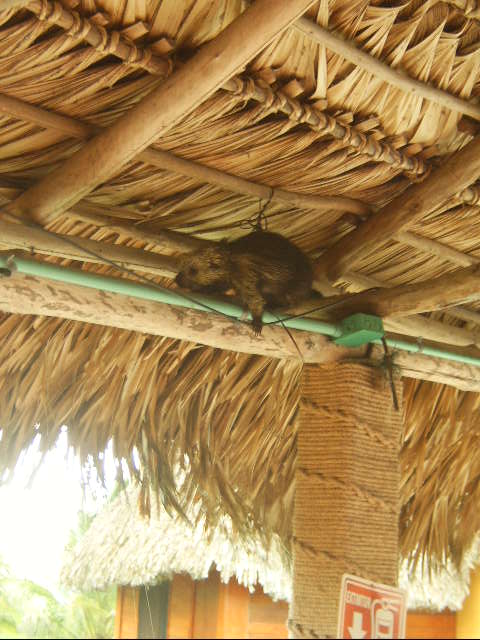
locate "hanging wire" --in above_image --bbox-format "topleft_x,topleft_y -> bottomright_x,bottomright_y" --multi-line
239,190 -> 273,232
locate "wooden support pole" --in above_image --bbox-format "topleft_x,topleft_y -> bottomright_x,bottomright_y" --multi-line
6,0 -> 316,223
0,92 -> 368,217
290,363 -> 402,638
294,18 -> 480,121
315,135 -> 480,282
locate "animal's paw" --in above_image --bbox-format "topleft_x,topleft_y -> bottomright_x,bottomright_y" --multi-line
252,318 -> 263,336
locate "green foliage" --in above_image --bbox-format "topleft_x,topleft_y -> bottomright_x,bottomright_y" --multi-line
0,561 -> 116,639
0,507 -> 116,640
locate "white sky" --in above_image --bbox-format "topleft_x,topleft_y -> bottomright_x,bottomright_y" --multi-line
0,429 -> 116,592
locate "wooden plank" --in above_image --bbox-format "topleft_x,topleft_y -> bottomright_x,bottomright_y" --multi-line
114,586 -> 123,640
7,0 -> 316,224
192,574 -> 220,639
167,575 -> 195,639
115,586 -> 140,639
314,135 -> 480,282
0,92 -> 367,215
406,612 -> 456,639
218,579 -> 249,639
248,589 -> 288,639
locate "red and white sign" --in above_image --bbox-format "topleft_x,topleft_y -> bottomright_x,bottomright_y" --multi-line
337,574 -> 407,639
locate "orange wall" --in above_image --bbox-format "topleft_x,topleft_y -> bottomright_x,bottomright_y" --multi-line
117,573 -> 457,639
115,585 -> 140,639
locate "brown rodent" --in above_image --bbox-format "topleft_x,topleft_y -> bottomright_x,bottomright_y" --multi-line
174,230 -> 313,335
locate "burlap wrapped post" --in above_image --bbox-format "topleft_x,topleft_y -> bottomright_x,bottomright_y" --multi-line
289,363 -> 403,639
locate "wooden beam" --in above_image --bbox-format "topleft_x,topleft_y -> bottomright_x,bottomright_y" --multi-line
4,204 -> 480,351
0,269 -> 479,390
293,18 -> 480,121
6,0 -> 316,224
315,135 -> 480,282
0,219 -> 178,277
369,344 -> 480,392
0,270 -> 349,363
0,92 -> 368,216
328,265 -> 480,318
396,230 -> 479,268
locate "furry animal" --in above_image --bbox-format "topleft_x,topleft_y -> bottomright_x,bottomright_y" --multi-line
174,230 -> 313,335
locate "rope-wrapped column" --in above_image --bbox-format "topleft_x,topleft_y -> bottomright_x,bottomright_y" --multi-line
289,363 -> 403,639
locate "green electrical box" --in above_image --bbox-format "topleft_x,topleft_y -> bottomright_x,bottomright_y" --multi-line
334,313 -> 384,347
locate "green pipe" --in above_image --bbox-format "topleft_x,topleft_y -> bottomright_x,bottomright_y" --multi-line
2,254 -> 480,369
378,337 -> 480,368
0,255 -> 341,337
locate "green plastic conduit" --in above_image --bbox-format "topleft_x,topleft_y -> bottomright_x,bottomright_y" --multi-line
2,254 -> 480,369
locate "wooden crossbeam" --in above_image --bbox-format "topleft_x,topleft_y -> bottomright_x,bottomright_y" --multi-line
0,219 -> 178,277
325,265 -> 480,318
315,135 -> 480,282
0,268 -> 479,391
0,92 -> 367,218
5,0 -> 316,224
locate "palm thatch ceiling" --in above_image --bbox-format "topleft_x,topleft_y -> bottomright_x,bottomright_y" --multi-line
1,0 -> 480,575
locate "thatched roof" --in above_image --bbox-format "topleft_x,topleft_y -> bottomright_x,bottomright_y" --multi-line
1,0 -> 480,574
60,483 -> 479,613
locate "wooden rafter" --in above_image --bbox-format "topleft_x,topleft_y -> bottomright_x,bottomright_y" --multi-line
325,265 -> 480,318
5,0 -> 316,224
0,219 -> 178,278
0,93 -> 368,218
315,135 -> 480,282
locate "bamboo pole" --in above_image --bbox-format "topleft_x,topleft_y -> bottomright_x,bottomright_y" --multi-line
294,17 -> 480,121
315,135 -> 480,282
6,0 -> 316,224
0,92 -> 368,217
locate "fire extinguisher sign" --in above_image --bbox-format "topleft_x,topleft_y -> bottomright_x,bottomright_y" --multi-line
337,574 -> 407,639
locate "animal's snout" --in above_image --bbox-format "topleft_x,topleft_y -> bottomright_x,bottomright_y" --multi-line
174,272 -> 185,287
